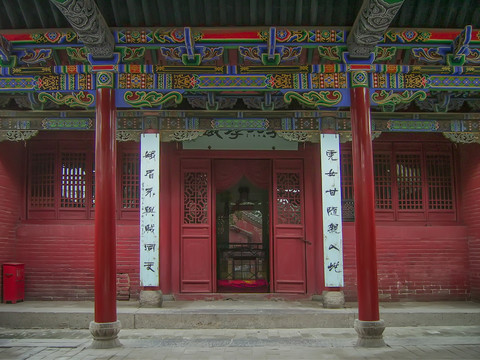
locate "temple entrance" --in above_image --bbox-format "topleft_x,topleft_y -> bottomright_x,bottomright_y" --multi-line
179,157 -> 307,294
214,160 -> 270,292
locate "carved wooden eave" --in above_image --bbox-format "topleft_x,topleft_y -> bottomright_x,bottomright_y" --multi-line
1,109 -> 478,139
347,0 -> 406,59
0,129 -> 38,142
443,132 -> 480,144
49,0 -> 114,59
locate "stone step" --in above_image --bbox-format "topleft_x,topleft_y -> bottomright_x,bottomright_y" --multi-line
1,300 -> 479,330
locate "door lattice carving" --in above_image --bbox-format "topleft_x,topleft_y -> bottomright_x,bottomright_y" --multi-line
276,172 -> 301,224
184,172 -> 208,224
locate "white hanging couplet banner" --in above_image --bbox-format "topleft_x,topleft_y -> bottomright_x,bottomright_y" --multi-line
321,134 -> 344,287
140,133 -> 160,287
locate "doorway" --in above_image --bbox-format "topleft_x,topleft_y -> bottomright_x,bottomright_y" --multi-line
214,160 -> 271,292
178,156 -> 308,295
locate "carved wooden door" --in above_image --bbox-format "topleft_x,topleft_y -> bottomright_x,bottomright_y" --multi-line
272,159 -> 306,293
180,159 -> 212,292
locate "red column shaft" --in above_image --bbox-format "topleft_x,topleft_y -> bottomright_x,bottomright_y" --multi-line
350,86 -> 380,321
94,86 -> 117,323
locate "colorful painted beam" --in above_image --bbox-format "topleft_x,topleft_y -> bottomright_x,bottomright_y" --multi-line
0,71 -> 479,94
2,28 -> 479,46
2,63 -> 480,77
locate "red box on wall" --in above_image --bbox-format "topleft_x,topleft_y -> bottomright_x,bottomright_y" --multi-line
3,263 -> 25,304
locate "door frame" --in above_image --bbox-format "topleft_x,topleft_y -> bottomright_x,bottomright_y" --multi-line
212,158 -> 273,293
168,144 -> 322,297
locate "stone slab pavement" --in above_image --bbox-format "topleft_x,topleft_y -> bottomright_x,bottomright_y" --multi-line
0,325 -> 479,359
2,300 -> 480,329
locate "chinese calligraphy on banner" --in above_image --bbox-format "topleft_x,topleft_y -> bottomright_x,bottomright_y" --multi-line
140,134 -> 160,286
321,134 -> 344,287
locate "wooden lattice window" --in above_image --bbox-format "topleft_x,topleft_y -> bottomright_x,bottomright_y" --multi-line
28,138 -> 142,220
276,172 -> 302,225
426,154 -> 454,211
183,172 -> 208,224
91,163 -> 95,209
339,140 -> 456,222
28,141 -> 93,219
340,150 -> 354,221
30,153 -> 55,208
60,152 -> 87,208
121,152 -> 140,209
374,153 -> 392,210
396,153 -> 423,211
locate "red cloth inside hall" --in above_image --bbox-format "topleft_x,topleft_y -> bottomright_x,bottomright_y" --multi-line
217,279 -> 269,292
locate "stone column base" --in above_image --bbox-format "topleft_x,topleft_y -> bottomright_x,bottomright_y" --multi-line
354,319 -> 386,348
322,291 -> 345,309
89,320 -> 122,349
139,290 -> 163,307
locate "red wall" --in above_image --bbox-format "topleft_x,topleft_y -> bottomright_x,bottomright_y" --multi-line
6,138 -> 473,302
16,221 -> 469,301
16,223 -> 95,300
0,142 -> 25,299
342,225 -> 469,301
459,143 -> 480,300
15,222 -> 140,300
117,224 -> 141,299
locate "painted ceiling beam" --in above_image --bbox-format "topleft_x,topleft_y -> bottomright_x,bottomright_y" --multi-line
2,28 -> 479,47
2,63 -> 479,76
347,0 -> 405,59
49,0 -> 114,59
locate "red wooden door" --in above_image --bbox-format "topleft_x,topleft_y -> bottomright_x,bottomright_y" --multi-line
273,159 -> 306,293
180,159 -> 212,292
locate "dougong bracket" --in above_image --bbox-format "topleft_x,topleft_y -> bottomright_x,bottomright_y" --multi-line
265,27 -> 279,65
412,25 -> 477,66
182,27 -> 201,65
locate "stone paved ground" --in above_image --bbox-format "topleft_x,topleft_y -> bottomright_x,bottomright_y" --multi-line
0,326 -> 479,359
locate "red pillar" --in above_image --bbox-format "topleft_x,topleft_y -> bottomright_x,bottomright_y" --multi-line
350,86 -> 380,321
94,85 -> 117,323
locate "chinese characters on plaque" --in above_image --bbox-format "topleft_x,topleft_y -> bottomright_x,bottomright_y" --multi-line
140,134 -> 160,286
321,134 -> 344,287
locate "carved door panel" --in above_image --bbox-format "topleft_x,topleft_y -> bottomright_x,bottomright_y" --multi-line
273,159 -> 306,293
180,159 -> 212,292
